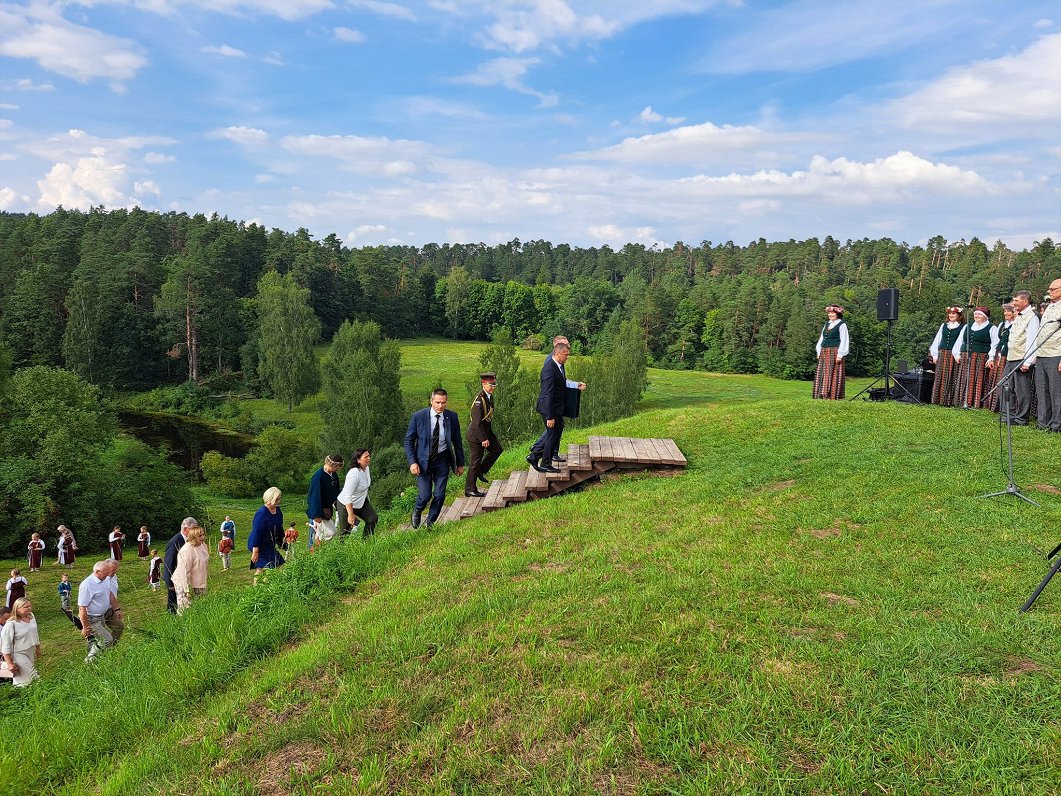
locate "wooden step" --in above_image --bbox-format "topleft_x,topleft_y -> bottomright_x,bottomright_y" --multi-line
501,469 -> 528,503
525,466 -> 550,493
568,443 -> 592,471
458,496 -> 485,519
482,479 -> 507,511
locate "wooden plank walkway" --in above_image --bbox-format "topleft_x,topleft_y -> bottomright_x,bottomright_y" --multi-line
434,435 -> 686,525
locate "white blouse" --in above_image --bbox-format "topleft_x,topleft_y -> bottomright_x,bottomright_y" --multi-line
338,466 -> 372,510
1,617 -> 39,655
929,322 -> 963,359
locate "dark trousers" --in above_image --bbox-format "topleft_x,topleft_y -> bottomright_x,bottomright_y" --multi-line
415,456 -> 451,523
1003,360 -> 1033,422
353,497 -> 378,537
466,438 -> 502,491
166,585 -> 178,614
1035,355 -> 1061,430
531,415 -> 564,464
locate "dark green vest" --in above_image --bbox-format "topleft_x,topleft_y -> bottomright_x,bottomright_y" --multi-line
939,323 -> 964,351
820,321 -> 843,348
960,323 -> 992,354
997,322 -> 1011,357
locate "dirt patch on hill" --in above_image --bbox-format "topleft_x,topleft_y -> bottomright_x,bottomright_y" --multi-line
820,591 -> 860,608
254,741 -> 328,796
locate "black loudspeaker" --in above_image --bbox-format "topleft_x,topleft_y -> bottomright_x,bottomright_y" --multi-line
877,288 -> 899,321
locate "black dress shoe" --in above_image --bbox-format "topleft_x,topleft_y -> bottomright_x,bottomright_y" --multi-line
411,511 -> 422,529
477,474 -> 490,484
465,489 -> 487,498
539,465 -> 562,474
553,455 -> 566,462
526,454 -> 539,467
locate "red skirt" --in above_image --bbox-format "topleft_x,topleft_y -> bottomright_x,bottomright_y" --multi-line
813,348 -> 845,400
110,540 -> 123,561
138,540 -> 150,558
931,352 -> 959,406
28,546 -> 43,569
954,351 -> 990,408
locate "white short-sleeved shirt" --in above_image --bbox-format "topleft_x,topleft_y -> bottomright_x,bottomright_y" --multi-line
77,574 -> 112,615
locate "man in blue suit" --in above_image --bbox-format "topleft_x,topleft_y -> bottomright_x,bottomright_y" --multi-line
404,388 -> 465,528
528,341 -> 585,472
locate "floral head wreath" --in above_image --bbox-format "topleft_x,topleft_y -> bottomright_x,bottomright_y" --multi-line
945,306 -> 963,314
825,304 -> 844,315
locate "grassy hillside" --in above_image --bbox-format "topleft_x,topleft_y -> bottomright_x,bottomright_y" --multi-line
3,359 -> 1061,794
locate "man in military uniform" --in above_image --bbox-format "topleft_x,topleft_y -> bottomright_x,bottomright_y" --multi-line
465,372 -> 503,497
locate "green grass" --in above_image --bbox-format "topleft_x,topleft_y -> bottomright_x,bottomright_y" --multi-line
3,346 -> 1060,794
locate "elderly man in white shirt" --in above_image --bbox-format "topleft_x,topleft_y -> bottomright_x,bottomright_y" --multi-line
77,560 -> 124,661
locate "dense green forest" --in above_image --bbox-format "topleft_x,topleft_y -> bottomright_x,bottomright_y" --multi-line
3,208 -> 1059,391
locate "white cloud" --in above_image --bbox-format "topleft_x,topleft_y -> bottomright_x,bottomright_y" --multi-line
279,133 -> 437,176
0,3 -> 147,83
347,223 -> 386,241
262,51 -> 286,66
134,179 -> 161,196
0,186 -> 27,209
450,57 -> 558,107
347,0 -> 416,21
211,126 -> 270,146
587,223 -> 659,247
700,0 -> 960,74
891,33 -> 1061,134
334,26 -> 367,43
573,121 -> 820,167
144,152 -> 175,164
677,151 -> 989,202
202,44 -> 247,58
1033,18 -> 1053,30
0,78 -> 53,91
404,96 -> 488,120
0,103 -> 18,110
638,105 -> 685,125
100,0 -> 334,22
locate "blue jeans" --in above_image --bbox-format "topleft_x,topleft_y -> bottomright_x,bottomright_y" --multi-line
415,456 -> 451,523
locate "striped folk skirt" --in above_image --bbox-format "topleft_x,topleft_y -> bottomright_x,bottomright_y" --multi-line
953,351 -> 990,408
985,355 -> 1005,411
813,348 -> 845,400
931,352 -> 959,406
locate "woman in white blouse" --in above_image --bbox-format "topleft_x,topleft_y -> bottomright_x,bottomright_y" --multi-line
813,305 -> 850,400
952,306 -> 999,409
929,306 -> 966,407
338,449 -> 377,537
1,597 -> 40,686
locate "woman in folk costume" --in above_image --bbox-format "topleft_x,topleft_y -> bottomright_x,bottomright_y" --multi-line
147,549 -> 162,591
56,526 -> 77,568
952,307 -> 999,409
5,569 -> 28,609
985,304 -> 1015,412
813,305 -> 850,400
108,526 -> 125,561
26,533 -> 45,572
137,526 -> 151,560
929,306 -> 966,407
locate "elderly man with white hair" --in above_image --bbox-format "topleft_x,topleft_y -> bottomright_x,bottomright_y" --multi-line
77,560 -> 124,662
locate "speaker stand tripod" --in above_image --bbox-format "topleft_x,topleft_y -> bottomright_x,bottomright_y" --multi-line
851,319 -> 896,401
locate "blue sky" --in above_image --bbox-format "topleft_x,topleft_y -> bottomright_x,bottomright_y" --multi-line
1,1 -> 1058,250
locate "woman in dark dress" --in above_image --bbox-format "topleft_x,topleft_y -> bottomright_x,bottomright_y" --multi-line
249,487 -> 285,580
952,307 -> 999,409
986,304 -> 1014,412
929,307 -> 965,407
813,305 -> 850,400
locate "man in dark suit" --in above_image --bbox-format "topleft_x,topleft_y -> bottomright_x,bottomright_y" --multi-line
162,517 -> 195,614
465,372 -> 502,497
528,341 -> 585,472
404,388 -> 465,527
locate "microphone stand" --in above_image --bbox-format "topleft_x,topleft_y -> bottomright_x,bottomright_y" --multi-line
960,312 -> 974,409
981,317 -> 1061,505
